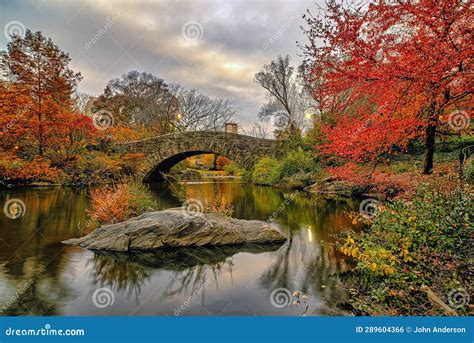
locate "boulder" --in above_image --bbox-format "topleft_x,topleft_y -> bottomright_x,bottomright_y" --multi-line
63,209 -> 286,252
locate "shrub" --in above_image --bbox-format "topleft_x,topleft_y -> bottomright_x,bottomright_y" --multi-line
206,196 -> 234,217
0,152 -> 63,185
64,151 -> 123,185
251,157 -> 280,185
216,155 -> 230,170
274,148 -> 319,185
121,153 -> 145,175
339,186 -> 472,315
251,149 -> 319,187
225,162 -> 244,176
283,171 -> 316,188
88,181 -> 157,225
464,158 -> 474,184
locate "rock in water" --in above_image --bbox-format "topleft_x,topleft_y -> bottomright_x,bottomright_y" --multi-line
63,209 -> 286,252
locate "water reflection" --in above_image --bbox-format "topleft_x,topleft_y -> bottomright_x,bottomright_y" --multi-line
0,180 -> 359,316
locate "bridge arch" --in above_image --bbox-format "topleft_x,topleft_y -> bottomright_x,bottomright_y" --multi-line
115,131 -> 281,182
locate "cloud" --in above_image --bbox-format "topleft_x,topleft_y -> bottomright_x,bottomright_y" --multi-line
1,0 -> 317,127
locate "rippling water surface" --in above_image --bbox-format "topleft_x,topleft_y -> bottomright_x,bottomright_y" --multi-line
0,180 -> 359,316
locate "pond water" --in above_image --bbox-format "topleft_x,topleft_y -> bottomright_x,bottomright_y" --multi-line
0,179 -> 359,316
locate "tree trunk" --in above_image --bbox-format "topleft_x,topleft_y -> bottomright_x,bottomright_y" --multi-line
423,123 -> 436,174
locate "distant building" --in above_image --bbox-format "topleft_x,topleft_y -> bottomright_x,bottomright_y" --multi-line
225,122 -> 238,134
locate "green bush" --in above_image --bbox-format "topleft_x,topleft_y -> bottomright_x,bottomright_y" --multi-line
250,149 -> 319,187
464,158 -> 474,183
283,171 -> 316,188
339,187 -> 472,315
274,148 -> 318,183
125,181 -> 158,216
224,162 -> 244,176
251,157 -> 280,185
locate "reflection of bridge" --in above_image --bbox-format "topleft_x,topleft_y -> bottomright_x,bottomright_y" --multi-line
115,131 -> 282,182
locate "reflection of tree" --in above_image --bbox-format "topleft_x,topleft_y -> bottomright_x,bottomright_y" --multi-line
0,278 -> 57,316
162,261 -> 225,300
0,244 -> 76,316
0,188 -> 89,262
88,253 -> 151,302
258,227 -> 352,315
90,244 -> 282,301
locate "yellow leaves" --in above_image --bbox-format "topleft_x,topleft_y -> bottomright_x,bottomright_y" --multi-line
407,216 -> 416,223
398,242 -> 414,263
351,247 -> 359,257
382,265 -> 395,275
399,249 -> 409,256
339,235 -> 359,257
370,262 -> 377,272
340,246 -> 359,257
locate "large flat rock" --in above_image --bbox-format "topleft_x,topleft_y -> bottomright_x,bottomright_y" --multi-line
63,209 -> 286,252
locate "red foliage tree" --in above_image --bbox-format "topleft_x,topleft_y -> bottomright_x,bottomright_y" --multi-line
302,0 -> 473,173
216,155 -> 230,170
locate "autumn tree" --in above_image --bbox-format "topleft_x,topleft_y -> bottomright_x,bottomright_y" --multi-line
302,0 -> 473,174
1,30 -> 84,157
93,71 -> 178,133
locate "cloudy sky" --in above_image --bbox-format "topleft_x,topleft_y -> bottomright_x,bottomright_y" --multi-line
1,0 -> 318,129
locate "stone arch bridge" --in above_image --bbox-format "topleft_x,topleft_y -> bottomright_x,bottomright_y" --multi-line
114,131 -> 282,182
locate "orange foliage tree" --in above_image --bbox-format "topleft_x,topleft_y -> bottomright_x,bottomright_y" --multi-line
1,30 -> 97,182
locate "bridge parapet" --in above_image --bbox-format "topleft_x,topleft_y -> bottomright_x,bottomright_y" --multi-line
114,131 -> 282,181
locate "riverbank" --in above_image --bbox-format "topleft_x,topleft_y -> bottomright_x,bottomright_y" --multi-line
336,183 -> 473,316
